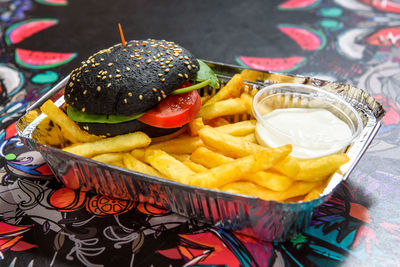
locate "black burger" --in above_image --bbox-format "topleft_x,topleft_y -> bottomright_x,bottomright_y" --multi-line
64,39 -> 219,137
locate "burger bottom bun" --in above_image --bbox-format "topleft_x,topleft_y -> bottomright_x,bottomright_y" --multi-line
77,119 -> 185,138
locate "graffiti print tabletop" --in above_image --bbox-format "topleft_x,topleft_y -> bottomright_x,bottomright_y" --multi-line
0,0 -> 399,266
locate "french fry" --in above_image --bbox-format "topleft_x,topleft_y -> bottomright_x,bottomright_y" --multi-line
131,148 -> 146,162
189,145 -> 291,188
247,171 -> 293,191
91,152 -> 124,164
190,146 -> 234,168
240,69 -> 260,82
303,184 -> 326,201
110,161 -> 124,168
272,156 -> 299,178
168,153 -> 191,162
40,100 -> 101,143
198,126 -> 265,158
123,153 -> 163,177
220,180 -> 319,202
214,120 -> 256,136
295,154 -> 350,181
203,117 -> 230,127
35,117 -> 64,147
62,131 -> 151,158
182,160 -> 208,173
240,133 -> 256,143
240,93 -> 254,117
197,98 -> 247,121
145,149 -> 195,184
188,117 -> 205,136
204,74 -> 243,106
148,135 -> 203,154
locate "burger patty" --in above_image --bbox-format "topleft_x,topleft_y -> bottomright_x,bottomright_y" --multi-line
65,39 -> 200,116
77,119 -> 184,137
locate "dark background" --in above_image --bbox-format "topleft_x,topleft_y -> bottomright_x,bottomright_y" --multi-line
19,0 -> 312,73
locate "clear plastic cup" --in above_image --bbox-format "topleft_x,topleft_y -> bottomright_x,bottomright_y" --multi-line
252,83 -> 363,158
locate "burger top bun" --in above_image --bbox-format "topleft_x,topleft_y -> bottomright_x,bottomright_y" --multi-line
65,39 -> 200,116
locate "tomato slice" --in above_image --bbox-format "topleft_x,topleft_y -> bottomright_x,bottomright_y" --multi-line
138,90 -> 202,128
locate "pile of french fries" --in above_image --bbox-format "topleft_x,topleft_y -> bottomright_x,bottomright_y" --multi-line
37,72 -> 350,203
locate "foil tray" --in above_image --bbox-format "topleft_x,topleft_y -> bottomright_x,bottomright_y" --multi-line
16,61 -> 385,241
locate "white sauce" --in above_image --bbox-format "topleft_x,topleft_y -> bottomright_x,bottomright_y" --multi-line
255,108 -> 352,158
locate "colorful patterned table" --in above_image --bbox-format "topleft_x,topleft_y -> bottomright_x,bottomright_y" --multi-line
0,0 -> 399,266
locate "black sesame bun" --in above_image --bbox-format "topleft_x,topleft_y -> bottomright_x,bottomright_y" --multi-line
64,39 -> 200,136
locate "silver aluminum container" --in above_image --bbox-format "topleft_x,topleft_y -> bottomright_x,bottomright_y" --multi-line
16,61 -> 385,241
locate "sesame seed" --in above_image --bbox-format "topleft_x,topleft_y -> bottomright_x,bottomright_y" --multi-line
179,56 -> 183,59
107,83 -> 111,88
128,92 -> 132,96
192,64 -> 196,68
92,64 -> 96,67
184,61 -> 189,65
116,69 -> 120,73
184,56 -> 189,59
155,59 -> 159,62
116,74 -> 122,78
160,58 -> 165,62
139,95 -> 143,100
161,78 -> 166,82
83,126 -> 89,131
147,59 -> 151,63
158,96 -> 161,101
158,74 -> 163,77
166,61 -> 170,64
124,98 -> 127,103
130,55 -> 134,58
83,90 -> 87,95
152,88 -> 158,92
135,64 -> 140,67
69,82 -> 74,87
126,67 -> 131,71
82,108 -> 86,112
108,63 -> 113,66
160,63 -> 164,66
169,64 -> 173,68
95,63 -> 100,66
97,86 -> 101,91
100,58 -> 104,61
103,71 -> 108,74
138,57 -> 142,60
188,65 -> 192,70
109,74 -> 112,78
165,69 -> 170,73
178,73 -> 183,77
184,73 -> 188,78
123,49 -> 127,52
77,79 -> 80,82
161,66 -> 166,69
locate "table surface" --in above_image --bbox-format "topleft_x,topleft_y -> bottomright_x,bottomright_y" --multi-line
0,0 -> 399,266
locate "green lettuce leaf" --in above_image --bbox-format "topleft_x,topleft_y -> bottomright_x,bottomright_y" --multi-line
194,60 -> 220,89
